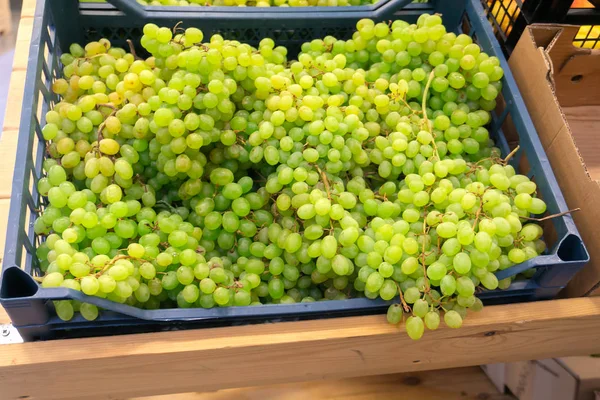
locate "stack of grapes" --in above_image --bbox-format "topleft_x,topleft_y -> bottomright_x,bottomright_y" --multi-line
35,15 -> 547,339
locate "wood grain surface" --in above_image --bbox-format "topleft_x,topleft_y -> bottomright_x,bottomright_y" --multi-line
128,367 -> 513,400
1,296 -> 600,400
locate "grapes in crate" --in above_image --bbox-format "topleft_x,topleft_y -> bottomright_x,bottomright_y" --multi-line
36,14 -> 546,339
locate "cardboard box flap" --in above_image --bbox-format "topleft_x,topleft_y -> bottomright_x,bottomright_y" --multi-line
510,25 -> 600,297
557,356 -> 600,383
562,105 -> 600,182
521,24 -> 600,182
510,27 -> 569,149
505,360 -> 579,400
557,357 -> 600,400
529,25 -> 563,49
532,24 -> 600,107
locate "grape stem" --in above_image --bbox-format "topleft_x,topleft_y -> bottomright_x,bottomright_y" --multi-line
172,21 -> 184,35
94,255 -> 135,277
126,40 -> 142,61
395,95 -> 422,114
95,106 -> 118,143
520,208 -> 581,222
315,165 -> 332,200
421,71 -> 440,160
155,200 -> 178,213
395,282 -> 411,313
472,206 -> 482,230
309,64 -> 326,77
421,71 -> 436,132
421,217 -> 431,294
76,53 -> 105,61
502,145 -> 520,165
97,103 -> 117,111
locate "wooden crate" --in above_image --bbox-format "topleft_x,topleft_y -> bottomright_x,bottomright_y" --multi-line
0,0 -> 600,399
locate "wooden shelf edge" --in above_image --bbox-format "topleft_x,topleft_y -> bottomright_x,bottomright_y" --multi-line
128,367 -> 514,400
1,1 -> 599,399
1,296 -> 600,400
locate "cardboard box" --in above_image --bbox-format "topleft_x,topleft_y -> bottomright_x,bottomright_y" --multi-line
482,357 -> 600,400
481,363 -> 506,393
508,24 -> 600,297
505,360 -> 578,400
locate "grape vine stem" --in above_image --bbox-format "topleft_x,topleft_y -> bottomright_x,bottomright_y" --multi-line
520,208 -> 581,222
94,255 -> 135,277
472,206 -> 482,230
126,39 -> 142,61
315,165 -> 332,200
421,217 -> 431,294
421,71 -> 436,132
172,21 -> 184,35
97,103 -> 117,111
502,145 -> 520,164
96,104 -> 118,143
396,95 -> 422,114
395,282 -> 411,313
421,71 -> 440,161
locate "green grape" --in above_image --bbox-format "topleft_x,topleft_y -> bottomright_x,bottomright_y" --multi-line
55,300 -> 74,321
42,272 -> 64,288
424,311 -> 440,330
444,310 -> 463,328
412,299 -> 429,318
387,304 -> 403,324
80,303 -> 99,321
98,275 -> 117,293
406,316 -> 425,340
81,276 -> 100,295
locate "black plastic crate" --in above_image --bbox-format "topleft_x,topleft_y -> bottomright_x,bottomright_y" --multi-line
481,0 -> 600,55
565,2 -> 600,49
0,0 -> 588,341
63,0 -> 435,56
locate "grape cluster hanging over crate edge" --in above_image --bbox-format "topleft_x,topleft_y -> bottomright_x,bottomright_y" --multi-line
35,15 -> 549,340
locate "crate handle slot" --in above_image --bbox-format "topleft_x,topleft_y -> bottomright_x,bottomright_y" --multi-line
0,267 -> 39,299
556,233 -> 588,263
494,233 -> 588,282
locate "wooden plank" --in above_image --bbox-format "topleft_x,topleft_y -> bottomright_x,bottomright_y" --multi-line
130,367 -> 513,400
1,296 -> 600,400
0,306 -> 8,324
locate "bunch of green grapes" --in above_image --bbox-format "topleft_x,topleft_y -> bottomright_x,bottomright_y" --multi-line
35,15 -> 547,339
